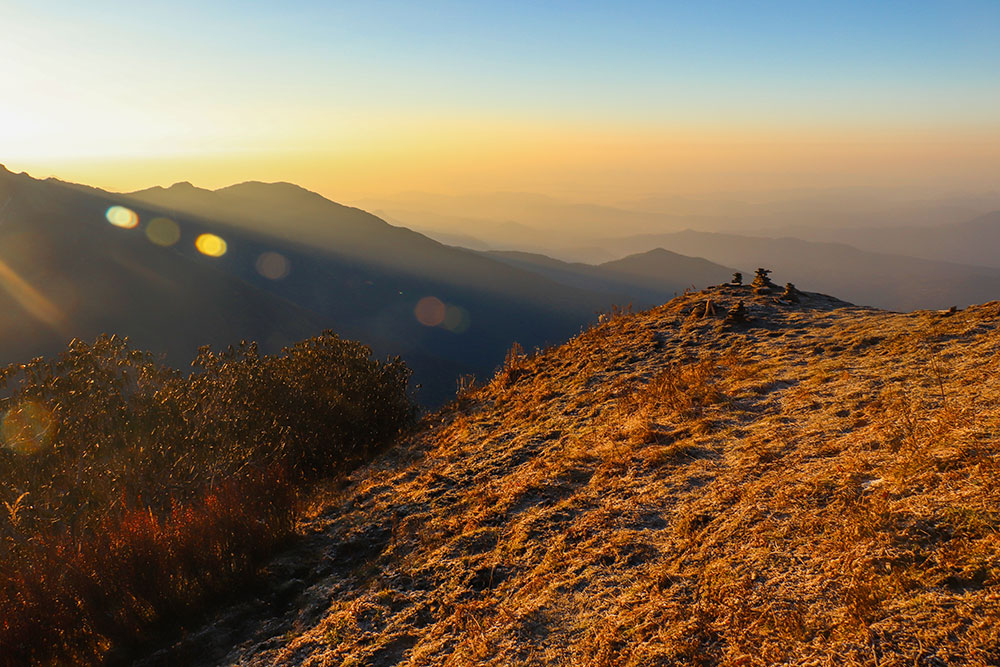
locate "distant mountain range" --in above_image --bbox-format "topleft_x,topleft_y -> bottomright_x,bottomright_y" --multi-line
0,166 -> 729,406
7,162 -> 1000,405
595,230 -> 1000,311
0,166 -> 328,368
755,211 -> 1000,269
483,248 -> 736,308
356,189 -> 1000,263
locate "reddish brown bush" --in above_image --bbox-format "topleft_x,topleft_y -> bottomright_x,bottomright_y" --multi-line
0,332 -> 414,665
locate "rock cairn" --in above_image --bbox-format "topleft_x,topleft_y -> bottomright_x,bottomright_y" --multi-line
731,272 -> 743,286
725,300 -> 747,324
781,282 -> 800,302
751,268 -> 775,293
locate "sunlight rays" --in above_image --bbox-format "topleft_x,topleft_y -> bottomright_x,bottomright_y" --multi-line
0,259 -> 64,328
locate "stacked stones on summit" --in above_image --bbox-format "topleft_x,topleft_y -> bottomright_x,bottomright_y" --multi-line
731,272 -> 743,286
725,300 -> 747,324
751,268 -> 776,294
781,282 -> 800,302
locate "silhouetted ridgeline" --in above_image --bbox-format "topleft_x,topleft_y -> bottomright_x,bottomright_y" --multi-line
0,165 -> 645,407
0,331 -> 414,665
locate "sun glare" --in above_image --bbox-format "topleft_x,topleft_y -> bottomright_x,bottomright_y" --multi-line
195,233 -> 227,257
414,297 -> 470,332
256,251 -> 290,279
443,305 -> 470,333
145,218 -> 181,246
0,259 -> 63,327
414,296 -> 446,327
105,205 -> 139,229
1,400 -> 55,455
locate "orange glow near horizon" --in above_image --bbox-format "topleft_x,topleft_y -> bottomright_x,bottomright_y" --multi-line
5,121 -> 999,205
3,3 -> 999,207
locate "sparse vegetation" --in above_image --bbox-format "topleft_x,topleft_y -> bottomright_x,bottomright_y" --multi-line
0,333 -> 414,665
171,285 -> 1000,666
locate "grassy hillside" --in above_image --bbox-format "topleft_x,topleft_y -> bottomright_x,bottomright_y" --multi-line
146,278 -> 1000,665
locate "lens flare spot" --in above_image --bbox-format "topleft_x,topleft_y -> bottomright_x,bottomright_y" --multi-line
146,217 -> 180,246
106,205 -> 138,229
415,296 -> 446,327
2,401 -> 55,455
195,233 -> 227,257
443,305 -> 471,333
256,252 -> 290,279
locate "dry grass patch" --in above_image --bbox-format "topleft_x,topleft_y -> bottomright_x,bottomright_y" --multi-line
142,289 -> 1000,666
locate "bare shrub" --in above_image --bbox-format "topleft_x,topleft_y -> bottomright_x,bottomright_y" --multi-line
0,331 -> 415,664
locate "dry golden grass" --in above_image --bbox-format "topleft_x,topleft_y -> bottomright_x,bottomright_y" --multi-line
156,286 -> 1000,666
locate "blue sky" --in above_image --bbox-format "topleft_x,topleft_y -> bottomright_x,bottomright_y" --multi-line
2,0 -> 998,198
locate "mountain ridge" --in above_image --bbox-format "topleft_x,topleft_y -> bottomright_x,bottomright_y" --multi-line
763,210 -> 1000,269
133,281 -> 1000,665
597,229 -> 1000,311
0,168 -> 661,406
483,247 -> 738,308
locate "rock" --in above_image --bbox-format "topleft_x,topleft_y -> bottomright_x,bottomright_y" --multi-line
751,268 -> 775,294
725,300 -> 747,324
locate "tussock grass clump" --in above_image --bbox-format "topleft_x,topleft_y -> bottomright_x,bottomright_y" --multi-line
634,358 -> 725,417
0,332 -> 414,665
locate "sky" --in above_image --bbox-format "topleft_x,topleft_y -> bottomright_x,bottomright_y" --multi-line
2,0 -> 999,203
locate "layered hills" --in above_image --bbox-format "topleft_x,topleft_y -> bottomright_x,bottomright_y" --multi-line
6,167 -> 725,406
9,164 -> 1000,406
769,210 -> 1000,269
483,248 -> 737,308
137,280 -> 1000,666
599,230 -> 1000,311
0,166 -> 328,366
365,190 -> 1000,313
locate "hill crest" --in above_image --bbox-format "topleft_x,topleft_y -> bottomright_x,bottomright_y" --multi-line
139,282 -> 1000,665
